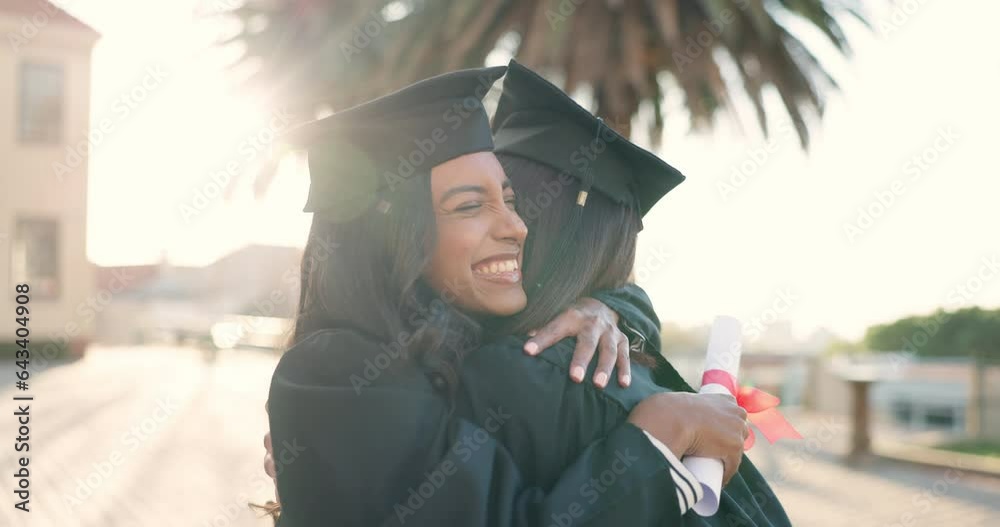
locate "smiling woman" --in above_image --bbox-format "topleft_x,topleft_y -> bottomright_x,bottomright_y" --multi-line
425,152 -> 528,317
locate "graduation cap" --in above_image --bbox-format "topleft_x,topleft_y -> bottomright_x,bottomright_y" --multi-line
492,60 -> 685,219
283,65 -> 508,221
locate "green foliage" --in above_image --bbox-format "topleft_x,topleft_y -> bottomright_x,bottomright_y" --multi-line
935,439 -> 1000,458
824,337 -> 864,356
863,307 -> 1000,358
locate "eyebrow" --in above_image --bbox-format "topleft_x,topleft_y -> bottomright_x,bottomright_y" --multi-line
438,179 -> 513,204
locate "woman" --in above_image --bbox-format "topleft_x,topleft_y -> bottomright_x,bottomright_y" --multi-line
454,60 -> 793,526
266,65 -> 749,525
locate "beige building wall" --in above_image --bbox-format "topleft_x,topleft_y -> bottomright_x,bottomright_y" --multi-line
0,7 -> 99,357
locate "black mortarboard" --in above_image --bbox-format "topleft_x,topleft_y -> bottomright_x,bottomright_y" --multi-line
492,60 -> 685,218
283,65 -> 508,220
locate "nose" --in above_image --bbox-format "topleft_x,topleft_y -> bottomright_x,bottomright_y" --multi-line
495,203 -> 528,247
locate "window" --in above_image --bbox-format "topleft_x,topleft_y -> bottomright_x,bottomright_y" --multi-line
18,62 -> 65,143
11,218 -> 61,299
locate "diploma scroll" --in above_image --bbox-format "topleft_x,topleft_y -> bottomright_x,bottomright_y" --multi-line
684,315 -> 743,517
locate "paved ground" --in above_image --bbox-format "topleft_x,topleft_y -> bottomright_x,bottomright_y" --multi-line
1,346 -> 997,526
746,411 -> 1000,526
0,346 -> 277,527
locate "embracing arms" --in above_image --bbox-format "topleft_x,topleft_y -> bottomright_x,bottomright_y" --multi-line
268,329 -> 687,526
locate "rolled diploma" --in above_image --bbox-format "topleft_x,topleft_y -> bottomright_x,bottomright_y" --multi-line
683,315 -> 743,517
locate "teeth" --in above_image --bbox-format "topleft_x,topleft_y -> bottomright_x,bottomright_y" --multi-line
473,259 -> 519,274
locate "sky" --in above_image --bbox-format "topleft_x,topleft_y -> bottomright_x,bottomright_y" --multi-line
61,0 -> 1000,341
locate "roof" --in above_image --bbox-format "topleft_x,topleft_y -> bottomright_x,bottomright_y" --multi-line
0,0 -> 99,35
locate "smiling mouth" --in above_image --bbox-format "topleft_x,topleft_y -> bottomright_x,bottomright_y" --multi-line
471,257 -> 521,285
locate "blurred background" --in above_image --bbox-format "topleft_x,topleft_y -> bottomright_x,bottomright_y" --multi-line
1,0 -> 999,525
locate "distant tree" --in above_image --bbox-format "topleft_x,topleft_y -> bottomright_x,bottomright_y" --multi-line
863,307 -> 1000,359
825,337 -> 863,356
209,0 -> 870,194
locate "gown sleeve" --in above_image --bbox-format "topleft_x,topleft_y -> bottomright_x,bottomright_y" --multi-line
268,329 -> 684,527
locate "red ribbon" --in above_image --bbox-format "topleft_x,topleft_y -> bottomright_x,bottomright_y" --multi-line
701,369 -> 803,450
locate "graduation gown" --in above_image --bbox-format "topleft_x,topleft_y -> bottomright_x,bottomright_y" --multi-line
454,287 -> 793,526
268,287 -> 684,526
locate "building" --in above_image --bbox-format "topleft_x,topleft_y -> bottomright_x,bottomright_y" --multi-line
95,244 -> 302,347
0,0 -> 99,359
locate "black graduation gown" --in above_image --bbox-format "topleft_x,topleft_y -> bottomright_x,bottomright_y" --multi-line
268,295 -> 682,526
455,287 -> 793,527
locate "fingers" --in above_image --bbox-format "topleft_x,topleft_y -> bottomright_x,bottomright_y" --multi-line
592,333 -> 619,388
722,450 -> 743,486
264,431 -> 276,479
264,451 -> 277,479
615,337 -> 632,387
524,312 -> 574,356
568,334 -> 598,383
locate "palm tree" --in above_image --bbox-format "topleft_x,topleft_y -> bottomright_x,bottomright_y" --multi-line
210,0 -> 868,192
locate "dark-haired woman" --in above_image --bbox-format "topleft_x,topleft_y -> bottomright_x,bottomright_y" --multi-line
452,60 -> 793,526
266,65 -> 750,526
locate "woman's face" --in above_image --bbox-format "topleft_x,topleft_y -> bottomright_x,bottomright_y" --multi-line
424,151 -> 529,316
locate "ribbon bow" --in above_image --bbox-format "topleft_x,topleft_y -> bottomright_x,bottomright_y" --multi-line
701,369 -> 803,450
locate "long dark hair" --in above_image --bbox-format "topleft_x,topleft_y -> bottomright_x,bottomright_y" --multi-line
495,152 -> 643,336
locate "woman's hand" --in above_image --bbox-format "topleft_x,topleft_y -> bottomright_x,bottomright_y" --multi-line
627,392 -> 750,486
523,297 -> 631,389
